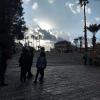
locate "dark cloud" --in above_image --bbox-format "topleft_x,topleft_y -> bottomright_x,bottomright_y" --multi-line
38,27 -> 63,42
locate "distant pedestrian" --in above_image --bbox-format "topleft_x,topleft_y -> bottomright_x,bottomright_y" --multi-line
0,46 -> 11,86
88,51 -> 92,65
34,47 -> 47,84
19,47 -> 29,83
27,46 -> 34,79
83,52 -> 88,65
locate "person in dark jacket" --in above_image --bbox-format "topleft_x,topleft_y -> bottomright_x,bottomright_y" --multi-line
83,52 -> 88,65
27,46 -> 34,79
34,47 -> 47,84
0,47 -> 11,86
19,47 -> 29,83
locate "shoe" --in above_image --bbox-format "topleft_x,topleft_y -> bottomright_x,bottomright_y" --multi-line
39,80 -> 43,84
30,74 -> 33,77
27,75 -> 33,80
39,82 -> 43,84
34,81 -> 37,84
0,83 -> 8,87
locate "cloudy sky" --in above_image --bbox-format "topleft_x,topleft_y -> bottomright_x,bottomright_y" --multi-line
22,0 -> 100,50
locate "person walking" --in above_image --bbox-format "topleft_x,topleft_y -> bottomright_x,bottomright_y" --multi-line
34,47 -> 47,84
27,46 -> 34,79
19,47 -> 29,83
0,46 -> 11,86
83,52 -> 88,65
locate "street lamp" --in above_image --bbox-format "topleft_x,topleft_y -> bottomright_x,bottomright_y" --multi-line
79,0 -> 89,52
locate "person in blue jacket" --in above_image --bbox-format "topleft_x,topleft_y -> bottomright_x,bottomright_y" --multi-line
34,47 -> 47,84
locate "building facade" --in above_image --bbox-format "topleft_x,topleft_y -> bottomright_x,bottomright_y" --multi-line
54,40 -> 72,53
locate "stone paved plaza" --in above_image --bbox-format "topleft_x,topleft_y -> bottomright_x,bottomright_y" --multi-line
0,52 -> 100,100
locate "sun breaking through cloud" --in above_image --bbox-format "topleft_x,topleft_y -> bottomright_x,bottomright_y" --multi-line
32,2 -> 38,10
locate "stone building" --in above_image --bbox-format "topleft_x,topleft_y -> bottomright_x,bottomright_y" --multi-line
54,40 -> 72,53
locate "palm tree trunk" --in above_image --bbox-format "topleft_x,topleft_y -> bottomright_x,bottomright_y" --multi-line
80,40 -> 82,52
92,34 -> 96,50
84,2 -> 88,52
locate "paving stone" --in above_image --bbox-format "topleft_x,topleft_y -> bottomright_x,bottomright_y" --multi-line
0,52 -> 100,100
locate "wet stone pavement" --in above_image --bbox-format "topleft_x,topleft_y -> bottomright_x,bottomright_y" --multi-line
0,52 -> 100,100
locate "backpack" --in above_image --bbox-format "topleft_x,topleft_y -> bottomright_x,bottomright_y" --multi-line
36,56 -> 47,69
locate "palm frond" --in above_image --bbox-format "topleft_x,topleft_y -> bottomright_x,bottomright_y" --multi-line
78,0 -> 89,7
79,0 -> 84,7
87,24 -> 100,34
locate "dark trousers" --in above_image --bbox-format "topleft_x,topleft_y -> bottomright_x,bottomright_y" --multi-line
34,68 -> 44,82
27,64 -> 33,78
0,64 -> 7,84
89,57 -> 92,65
83,57 -> 87,65
20,67 -> 27,83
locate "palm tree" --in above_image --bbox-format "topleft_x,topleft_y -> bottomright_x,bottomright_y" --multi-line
37,26 -> 43,49
35,36 -> 38,50
74,38 -> 79,51
24,37 -> 27,44
38,34 -> 41,49
78,36 -> 83,52
79,0 -> 89,52
31,35 -> 35,47
24,36 -> 28,45
87,24 -> 100,50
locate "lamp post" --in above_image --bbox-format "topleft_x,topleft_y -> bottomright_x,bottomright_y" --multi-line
79,0 -> 89,52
